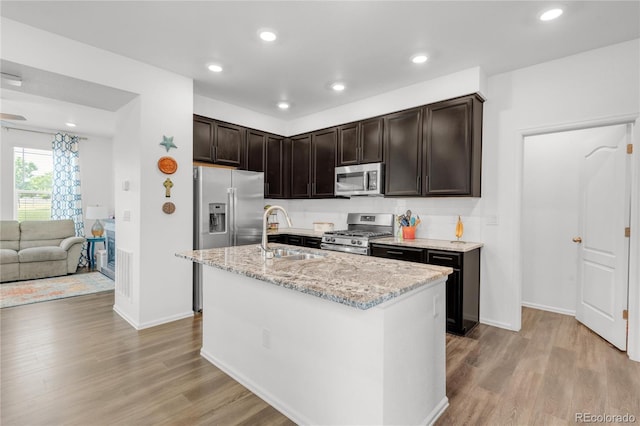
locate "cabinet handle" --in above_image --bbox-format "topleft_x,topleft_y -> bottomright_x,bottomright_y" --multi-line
417,175 -> 421,189
432,255 -> 454,261
387,250 -> 404,255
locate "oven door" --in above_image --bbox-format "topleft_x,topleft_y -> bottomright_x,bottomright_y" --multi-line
321,243 -> 369,256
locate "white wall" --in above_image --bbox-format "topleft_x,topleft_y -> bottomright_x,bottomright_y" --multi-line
521,125 -> 628,315
2,18 -> 194,329
0,127 -> 114,237
194,95 -> 288,136
484,38 -> 639,335
287,67 -> 485,136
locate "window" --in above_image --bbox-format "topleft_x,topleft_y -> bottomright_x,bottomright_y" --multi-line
14,147 -> 53,221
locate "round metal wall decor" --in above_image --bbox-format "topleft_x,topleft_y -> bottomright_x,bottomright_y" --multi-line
158,156 -> 178,174
162,201 -> 176,214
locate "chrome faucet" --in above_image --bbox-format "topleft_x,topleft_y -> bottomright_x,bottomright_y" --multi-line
262,205 -> 293,258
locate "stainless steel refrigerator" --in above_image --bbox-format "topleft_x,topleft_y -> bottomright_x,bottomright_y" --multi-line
193,166 -> 264,311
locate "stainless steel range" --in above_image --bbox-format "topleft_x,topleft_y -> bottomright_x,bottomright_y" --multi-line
321,213 -> 394,255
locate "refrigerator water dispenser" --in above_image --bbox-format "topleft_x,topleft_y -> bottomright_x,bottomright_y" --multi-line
209,203 -> 226,233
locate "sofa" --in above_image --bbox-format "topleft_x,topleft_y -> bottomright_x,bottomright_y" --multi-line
0,220 -> 85,283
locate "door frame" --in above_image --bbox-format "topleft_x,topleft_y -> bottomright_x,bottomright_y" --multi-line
515,114 -> 639,362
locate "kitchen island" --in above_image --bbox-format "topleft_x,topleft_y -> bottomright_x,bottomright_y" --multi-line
177,244 -> 452,425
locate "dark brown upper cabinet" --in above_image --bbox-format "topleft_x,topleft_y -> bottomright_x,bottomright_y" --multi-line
289,129 -> 336,199
265,135 -> 288,198
311,128 -> 337,198
246,129 -> 287,198
423,94 -> 483,197
193,116 -> 213,162
246,129 -> 265,172
337,117 -> 383,166
290,134 -> 312,198
384,108 -> 423,196
193,115 -> 245,168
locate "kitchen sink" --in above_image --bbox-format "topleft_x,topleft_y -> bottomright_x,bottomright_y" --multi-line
272,248 -> 326,260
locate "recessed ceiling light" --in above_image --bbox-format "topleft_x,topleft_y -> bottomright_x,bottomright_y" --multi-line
207,64 -> 223,73
259,31 -> 277,42
411,54 -> 428,64
331,83 -> 345,92
65,122 -> 76,128
540,8 -> 563,21
277,102 -> 290,110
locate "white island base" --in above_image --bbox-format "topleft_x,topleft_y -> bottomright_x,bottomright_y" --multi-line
201,266 -> 448,425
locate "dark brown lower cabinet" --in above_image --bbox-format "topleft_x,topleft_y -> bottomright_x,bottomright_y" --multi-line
370,243 -> 480,336
267,234 -> 322,249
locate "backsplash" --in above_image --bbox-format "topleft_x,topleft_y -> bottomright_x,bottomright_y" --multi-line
265,197 -> 488,242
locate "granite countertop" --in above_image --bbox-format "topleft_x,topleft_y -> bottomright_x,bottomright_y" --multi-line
267,228 -> 325,237
373,237 -> 483,253
177,244 -> 451,310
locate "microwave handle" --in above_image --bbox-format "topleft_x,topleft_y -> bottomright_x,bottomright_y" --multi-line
363,171 -> 369,191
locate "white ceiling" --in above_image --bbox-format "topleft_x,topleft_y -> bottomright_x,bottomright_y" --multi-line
1,1 -> 639,130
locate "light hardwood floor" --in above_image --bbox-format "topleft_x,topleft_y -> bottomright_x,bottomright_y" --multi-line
1,291 -> 639,425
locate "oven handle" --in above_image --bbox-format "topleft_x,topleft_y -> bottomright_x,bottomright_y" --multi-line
321,243 -> 369,256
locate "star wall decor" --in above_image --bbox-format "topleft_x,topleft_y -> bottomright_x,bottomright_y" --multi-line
160,135 -> 177,152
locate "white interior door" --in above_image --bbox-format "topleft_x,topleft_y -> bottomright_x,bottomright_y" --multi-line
575,124 -> 630,350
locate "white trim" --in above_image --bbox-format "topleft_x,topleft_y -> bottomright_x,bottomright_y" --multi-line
520,113 -> 638,137
113,306 -> 193,330
521,301 -> 576,317
112,305 -> 139,329
426,397 -> 450,426
627,118 -> 640,362
480,317 -> 516,331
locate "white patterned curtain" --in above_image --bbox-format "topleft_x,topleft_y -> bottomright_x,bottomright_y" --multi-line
51,133 -> 88,267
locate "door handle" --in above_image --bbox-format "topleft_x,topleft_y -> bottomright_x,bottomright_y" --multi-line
572,237 -> 582,243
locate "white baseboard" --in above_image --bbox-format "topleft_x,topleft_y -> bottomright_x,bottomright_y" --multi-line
426,396 -> 449,426
113,305 -> 138,329
479,316 -> 516,331
137,310 -> 194,330
521,301 -> 576,317
200,348 -> 309,425
113,306 -> 193,330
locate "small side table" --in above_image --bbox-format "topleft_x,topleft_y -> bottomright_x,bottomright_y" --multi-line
86,237 -> 106,270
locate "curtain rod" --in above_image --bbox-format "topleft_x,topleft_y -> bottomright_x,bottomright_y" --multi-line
1,125 -> 88,140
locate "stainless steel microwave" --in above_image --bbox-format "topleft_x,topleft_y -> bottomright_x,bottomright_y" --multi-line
335,163 -> 384,196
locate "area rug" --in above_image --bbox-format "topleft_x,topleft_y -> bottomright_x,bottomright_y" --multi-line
1,272 -> 114,308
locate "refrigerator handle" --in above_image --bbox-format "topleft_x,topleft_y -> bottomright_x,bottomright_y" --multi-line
227,188 -> 237,246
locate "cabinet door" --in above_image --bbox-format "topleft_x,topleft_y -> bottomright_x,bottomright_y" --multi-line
286,235 -> 304,246
384,108 -> 423,196
424,95 -> 482,196
445,269 -> 464,334
370,244 -> 426,263
337,123 -> 359,166
311,129 -> 336,198
290,134 -> 311,198
304,237 -> 322,249
214,121 -> 245,168
246,130 -> 265,172
265,136 -> 285,198
193,117 -> 213,162
360,117 -> 383,164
